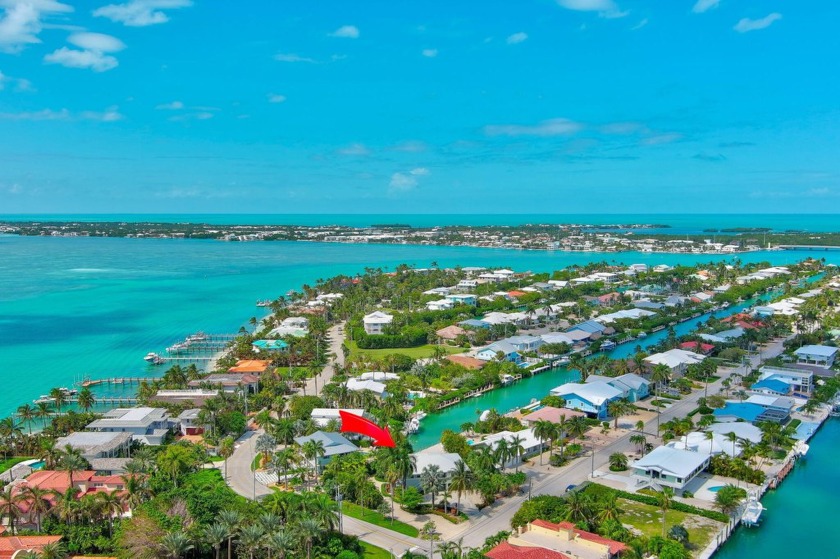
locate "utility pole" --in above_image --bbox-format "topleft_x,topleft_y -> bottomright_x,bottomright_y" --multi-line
336,486 -> 344,532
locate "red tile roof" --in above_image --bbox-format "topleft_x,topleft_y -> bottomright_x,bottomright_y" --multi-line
530,520 -> 628,555
485,542 -> 571,559
508,291 -> 528,297
522,406 -> 586,424
0,535 -> 62,559
679,341 -> 715,354
445,354 -> 486,370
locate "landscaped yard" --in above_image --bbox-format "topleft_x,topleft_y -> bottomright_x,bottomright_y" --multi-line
0,456 -> 33,474
361,542 -> 394,559
346,340 -> 467,361
618,498 -> 723,555
341,501 -> 420,537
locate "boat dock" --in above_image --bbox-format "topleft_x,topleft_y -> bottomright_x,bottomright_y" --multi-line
80,376 -> 156,388
166,332 -> 238,354
67,396 -> 138,405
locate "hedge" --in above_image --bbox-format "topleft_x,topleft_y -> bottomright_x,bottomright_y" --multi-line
581,483 -> 729,523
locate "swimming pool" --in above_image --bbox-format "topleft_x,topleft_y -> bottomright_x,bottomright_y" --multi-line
29,460 -> 45,470
708,485 -> 725,492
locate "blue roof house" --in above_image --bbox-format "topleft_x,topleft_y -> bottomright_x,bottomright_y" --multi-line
794,345 -> 838,368
550,382 -> 623,420
476,341 -> 520,363
567,320 -> 607,336
586,373 -> 651,402
252,339 -> 289,352
751,378 -> 792,396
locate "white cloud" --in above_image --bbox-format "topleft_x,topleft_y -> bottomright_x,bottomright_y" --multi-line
93,0 -> 192,27
484,118 -> 582,137
44,47 -> 119,71
692,0 -> 719,14
156,100 -> 183,110
631,18 -> 648,30
389,167 -> 430,193
421,48 -> 437,58
0,69 -> 33,91
337,143 -> 370,156
391,140 -> 427,152
69,31 -> 125,51
506,32 -> 528,45
267,93 -> 286,104
274,53 -> 317,63
642,133 -> 682,145
0,0 -> 73,53
734,13 -> 782,33
0,106 -> 123,121
44,31 -> 125,72
329,25 -> 359,39
557,0 -> 627,17
169,111 -> 214,122
600,121 -> 644,135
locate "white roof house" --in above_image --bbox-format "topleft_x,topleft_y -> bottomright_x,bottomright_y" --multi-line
794,345 -> 838,368
270,316 -> 309,337
363,311 -> 394,335
550,382 -> 624,406
86,407 -> 173,445
358,371 -> 399,381
426,299 -> 455,311
310,408 -> 366,427
473,429 -> 541,468
705,422 -> 763,444
666,432 -> 742,457
644,349 -> 706,374
594,309 -> 656,324
408,452 -> 468,486
632,446 -> 711,491
344,378 -> 388,396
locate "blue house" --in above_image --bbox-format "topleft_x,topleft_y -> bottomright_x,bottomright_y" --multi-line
567,320 -> 607,336
476,341 -> 520,363
587,373 -> 651,402
549,382 -> 623,419
794,345 -> 838,368
252,339 -> 289,352
751,378 -> 791,396
459,319 -> 490,329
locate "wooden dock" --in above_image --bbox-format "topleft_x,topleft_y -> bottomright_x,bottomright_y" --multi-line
79,377 -> 156,388
67,396 -> 139,405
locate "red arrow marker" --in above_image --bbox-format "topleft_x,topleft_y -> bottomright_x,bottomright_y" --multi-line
339,410 -> 395,448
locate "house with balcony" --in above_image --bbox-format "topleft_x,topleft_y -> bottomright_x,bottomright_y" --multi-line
86,407 -> 175,445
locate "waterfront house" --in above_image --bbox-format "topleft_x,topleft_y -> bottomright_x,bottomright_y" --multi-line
679,341 -> 715,355
459,318 -> 490,329
294,431 -> 358,467
445,354 -> 486,370
504,335 -> 545,353
594,308 -> 655,324
794,345 -> 838,368
644,349 -> 706,376
228,359 -> 272,374
585,373 -> 650,402
549,382 -> 623,420
698,328 -> 745,344
705,422 -> 762,444
54,431 -> 132,460
343,377 -> 389,397
269,316 -> 309,337
189,373 -> 259,394
472,429 -> 541,468
519,406 -> 586,428
666,431 -> 742,457
507,519 -> 627,559
476,341 -> 521,363
754,366 -> 813,395
426,299 -> 454,311
362,311 -> 393,335
0,536 -> 63,559
251,339 -> 289,353
153,388 -> 219,406
456,279 -> 478,291
634,300 -> 666,310
445,293 -> 478,306
407,452 -> 468,489
566,320 -> 610,339
485,542 -> 571,559
86,407 -> 174,445
310,408 -> 366,428
632,446 -> 710,492
539,332 -> 578,347
713,397 -> 792,424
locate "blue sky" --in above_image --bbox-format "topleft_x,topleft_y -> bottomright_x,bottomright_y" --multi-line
1,0 -> 839,214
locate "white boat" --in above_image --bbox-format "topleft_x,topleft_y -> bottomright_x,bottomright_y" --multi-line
741,492 -> 764,526
500,374 -> 515,385
637,331 -> 647,338
256,299 -> 272,307
600,340 -> 617,350
793,440 -> 810,457
34,395 -> 54,404
144,352 -> 159,362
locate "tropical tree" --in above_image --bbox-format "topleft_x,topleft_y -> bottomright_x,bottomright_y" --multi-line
238,525 -> 265,559
76,387 -> 96,412
658,487 -> 674,537
607,399 -> 631,430
57,445 -> 89,487
420,464 -> 446,510
255,433 -> 277,467
301,439 -> 326,489
0,487 -> 22,535
18,485 -> 51,532
157,444 -> 197,487
608,452 -> 628,471
714,485 -> 744,517
158,531 -> 194,559
448,460 -> 473,515
219,436 -> 235,480
265,529 -> 295,559
16,404 -> 36,436
508,434 -> 526,472
218,509 -> 243,559
298,517 -> 323,559
48,388 -> 68,416
203,523 -> 228,559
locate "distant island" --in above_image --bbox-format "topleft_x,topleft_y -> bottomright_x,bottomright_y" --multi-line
3,220 -> 840,253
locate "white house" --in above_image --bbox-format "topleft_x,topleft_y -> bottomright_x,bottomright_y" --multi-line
632,446 -> 710,492
426,299 -> 455,311
473,429 -> 541,468
363,311 -> 394,335
344,377 -> 389,397
644,349 -> 706,375
270,316 -> 309,338
310,408 -> 366,428
446,293 -> 478,306
794,345 -> 838,368
86,407 -> 174,445
407,452 -> 468,488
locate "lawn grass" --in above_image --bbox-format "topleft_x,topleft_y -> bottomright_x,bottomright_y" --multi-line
361,542 -> 394,559
346,340 -> 467,361
342,501 -> 420,537
0,457 -> 33,474
618,499 -> 722,555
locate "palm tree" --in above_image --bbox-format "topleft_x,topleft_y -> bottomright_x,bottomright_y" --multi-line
420,464 -> 445,510
158,531 -> 194,559
16,404 -> 35,436
218,509 -> 243,559
76,387 -> 96,412
509,434 -> 526,472
532,419 -> 555,466
298,517 -> 323,559
650,364 -> 671,431
563,491 -> 591,525
96,491 -> 124,537
238,525 -> 265,559
0,487 -> 22,535
38,542 -> 67,559
607,399 -> 631,430
203,523 -> 228,559
595,493 -> 621,524
265,529 -> 295,559
35,401 -> 53,424
608,452 -> 628,471
219,436 -> 235,480
57,445 -> 89,487
725,431 -> 739,457
629,433 -> 646,454
48,388 -> 68,416
302,492 -> 339,530
19,485 -> 51,532
301,439 -> 326,489
658,487 -> 674,537
255,433 -> 277,467
705,431 -> 716,455
494,439 -> 511,470
447,460 -> 473,515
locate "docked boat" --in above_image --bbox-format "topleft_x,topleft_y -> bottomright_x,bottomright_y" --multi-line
793,440 -> 810,457
741,492 -> 765,526
167,342 -> 189,354
500,373 -> 515,386
637,331 -> 647,338
600,340 -> 617,351
186,332 -> 208,342
34,395 -> 54,404
144,352 -> 166,365
256,299 -> 272,307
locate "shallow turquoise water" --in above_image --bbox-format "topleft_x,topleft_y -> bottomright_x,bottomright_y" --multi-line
715,420 -> 840,559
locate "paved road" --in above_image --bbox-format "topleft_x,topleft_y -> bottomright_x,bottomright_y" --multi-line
342,516 -> 429,557
226,429 -> 273,499
301,322 -> 346,396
